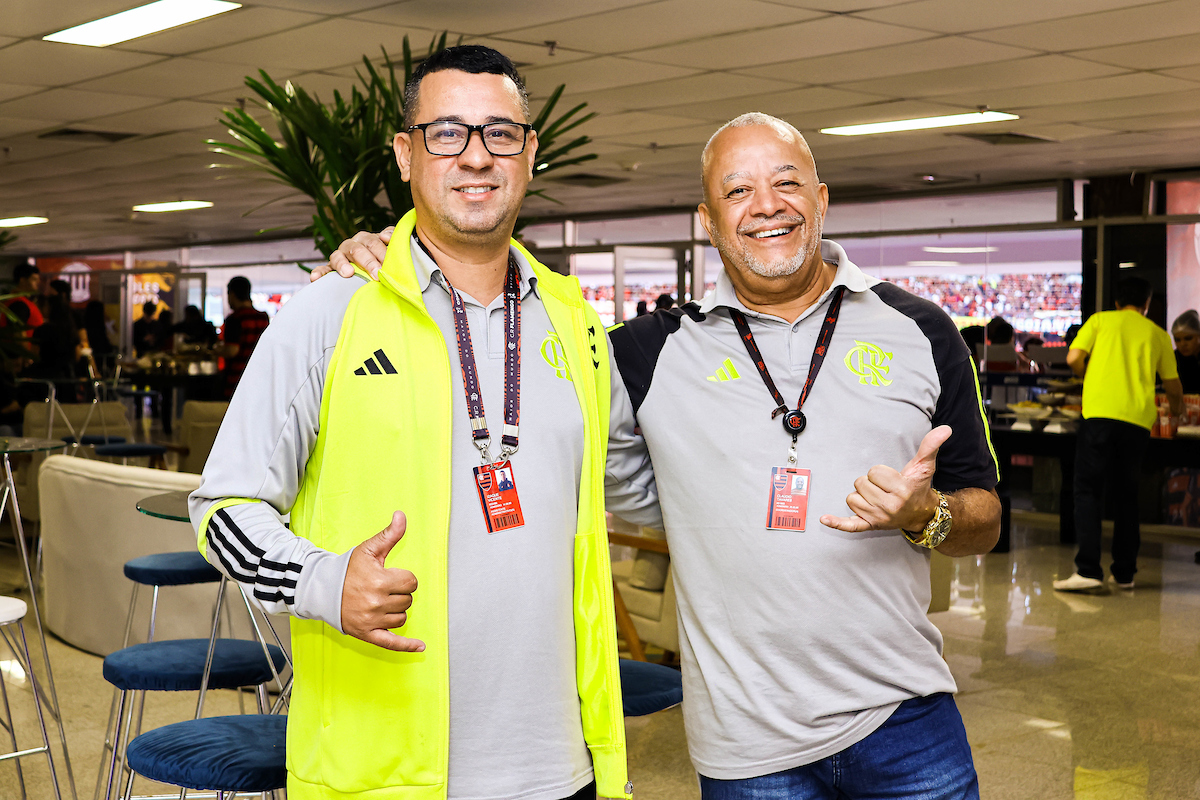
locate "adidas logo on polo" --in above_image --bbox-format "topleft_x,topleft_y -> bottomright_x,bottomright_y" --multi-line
706,357 -> 741,382
354,349 -> 397,376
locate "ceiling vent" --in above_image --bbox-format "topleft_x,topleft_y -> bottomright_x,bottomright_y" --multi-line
38,127 -> 137,143
953,132 -> 1054,145
546,172 -> 630,188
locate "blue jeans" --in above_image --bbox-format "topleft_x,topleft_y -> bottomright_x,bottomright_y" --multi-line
699,693 -> 979,800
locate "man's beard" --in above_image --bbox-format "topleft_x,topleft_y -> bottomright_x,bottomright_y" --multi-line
439,171 -> 516,238
712,214 -> 822,278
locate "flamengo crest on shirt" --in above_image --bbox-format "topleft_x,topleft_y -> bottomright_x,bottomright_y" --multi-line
354,349 -> 397,375
540,331 -> 572,380
844,340 -> 893,386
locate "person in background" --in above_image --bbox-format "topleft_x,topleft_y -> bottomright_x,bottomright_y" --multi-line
84,300 -> 115,373
653,292 -> 675,312
132,301 -> 161,357
4,264 -> 44,333
960,325 -> 985,366
219,276 -> 269,399
1170,309 -> 1200,394
173,304 -> 219,347
1055,277 -> 1183,593
25,293 -> 82,393
635,300 -> 649,317
155,309 -> 175,351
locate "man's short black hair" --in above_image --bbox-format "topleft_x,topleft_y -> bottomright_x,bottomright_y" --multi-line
403,45 -> 529,128
13,264 -> 38,282
227,276 -> 252,302
1115,276 -> 1152,309
142,300 -> 158,316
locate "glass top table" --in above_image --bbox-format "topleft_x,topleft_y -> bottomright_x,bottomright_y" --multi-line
136,490 -> 192,522
0,437 -> 69,455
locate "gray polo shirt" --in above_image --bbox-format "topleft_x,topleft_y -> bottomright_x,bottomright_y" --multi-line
608,240 -> 997,779
191,236 -> 659,800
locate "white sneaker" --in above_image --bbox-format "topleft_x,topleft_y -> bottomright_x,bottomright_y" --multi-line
1053,573 -> 1105,592
1108,575 -> 1135,590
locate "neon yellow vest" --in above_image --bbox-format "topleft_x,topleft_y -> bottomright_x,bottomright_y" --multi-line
203,211 -> 629,799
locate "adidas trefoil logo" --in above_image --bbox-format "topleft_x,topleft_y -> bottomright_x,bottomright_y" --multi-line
354,349 -> 398,376
706,357 -> 741,383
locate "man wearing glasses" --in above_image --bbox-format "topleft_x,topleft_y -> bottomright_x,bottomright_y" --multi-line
192,45 -> 656,800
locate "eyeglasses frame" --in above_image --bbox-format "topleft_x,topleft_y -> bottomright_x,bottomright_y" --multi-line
406,121 -> 535,157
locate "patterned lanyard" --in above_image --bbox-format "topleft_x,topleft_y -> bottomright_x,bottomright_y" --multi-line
729,284 -> 847,459
443,256 -> 522,465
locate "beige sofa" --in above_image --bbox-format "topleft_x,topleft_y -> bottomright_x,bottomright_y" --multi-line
173,400 -> 229,475
38,455 -> 279,656
15,400 -> 134,521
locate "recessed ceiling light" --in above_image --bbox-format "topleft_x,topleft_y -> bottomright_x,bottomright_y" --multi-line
923,246 -> 999,254
0,216 -> 49,228
43,0 -> 241,48
820,111 -> 1019,137
906,260 -> 961,268
133,201 -> 214,212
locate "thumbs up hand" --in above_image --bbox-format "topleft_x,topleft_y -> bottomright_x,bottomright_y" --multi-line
340,510 -> 426,652
820,426 -> 952,534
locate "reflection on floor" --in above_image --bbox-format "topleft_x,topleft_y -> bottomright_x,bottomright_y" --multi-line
3,511 -> 1200,799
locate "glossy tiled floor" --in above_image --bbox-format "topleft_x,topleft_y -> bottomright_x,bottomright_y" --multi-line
3,510 -> 1200,799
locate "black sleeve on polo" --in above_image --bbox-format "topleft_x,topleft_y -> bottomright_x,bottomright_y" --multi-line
608,303 -> 705,416
870,283 -> 999,492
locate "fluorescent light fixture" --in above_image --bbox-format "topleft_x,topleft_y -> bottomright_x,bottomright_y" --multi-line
906,260 -> 961,268
44,0 -> 240,48
0,216 -> 49,228
820,111 -> 1018,137
923,246 -> 999,254
133,201 -> 213,213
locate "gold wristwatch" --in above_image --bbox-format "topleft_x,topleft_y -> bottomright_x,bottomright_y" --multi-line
903,490 -> 951,549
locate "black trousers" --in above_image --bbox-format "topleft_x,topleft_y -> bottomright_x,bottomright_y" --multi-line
1073,417 -> 1150,583
563,782 -> 597,800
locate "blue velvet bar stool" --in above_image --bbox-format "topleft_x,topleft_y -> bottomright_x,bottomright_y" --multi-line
619,659 -> 683,717
93,551 -> 223,800
93,443 -> 168,470
122,714 -> 286,800
0,596 -> 63,800
99,621 -> 287,800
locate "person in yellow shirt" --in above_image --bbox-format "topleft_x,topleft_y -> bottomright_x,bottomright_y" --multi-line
1054,277 -> 1183,593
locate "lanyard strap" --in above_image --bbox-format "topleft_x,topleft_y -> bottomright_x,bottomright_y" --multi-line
444,256 -> 522,464
729,284 -> 847,440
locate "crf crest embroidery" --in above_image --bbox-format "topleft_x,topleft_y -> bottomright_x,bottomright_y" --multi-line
540,331 -> 572,380
844,340 -> 894,386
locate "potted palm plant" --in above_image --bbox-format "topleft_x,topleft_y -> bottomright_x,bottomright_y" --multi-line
209,33 -> 597,257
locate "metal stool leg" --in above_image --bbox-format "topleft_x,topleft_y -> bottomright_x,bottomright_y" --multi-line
0,643 -> 28,799
0,621 -> 63,800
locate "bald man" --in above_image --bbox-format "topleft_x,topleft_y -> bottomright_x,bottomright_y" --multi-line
327,113 -> 1000,800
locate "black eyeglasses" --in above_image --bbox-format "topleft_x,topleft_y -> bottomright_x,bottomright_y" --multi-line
407,121 -> 533,157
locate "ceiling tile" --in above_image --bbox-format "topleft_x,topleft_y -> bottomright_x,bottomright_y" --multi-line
73,58 -> 280,99
658,86 -> 891,125
502,0 -> 822,55
765,0 -> 911,9
837,55 -> 1125,98
110,7 -> 325,57
0,89 -> 163,124
84,100 -> 229,136
973,0 -> 1200,52
1161,64 -> 1200,82
595,121 -> 725,148
806,99 -> 984,129
583,111 -> 714,138
191,18 -> 435,71
352,0 -> 651,37
570,72 -> 800,116
999,123 -> 1117,141
936,73 -> 1197,111
1073,32 -> 1200,70
251,0 -> 396,11
0,41 -> 164,87
0,83 -> 41,104
626,15 -> 932,70
734,35 -> 1036,85
459,37 -> 592,70
522,58 -> 700,99
0,117 -> 55,138
856,0 -> 1165,35
1085,110 -> 1200,132
1021,89 -> 1200,123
